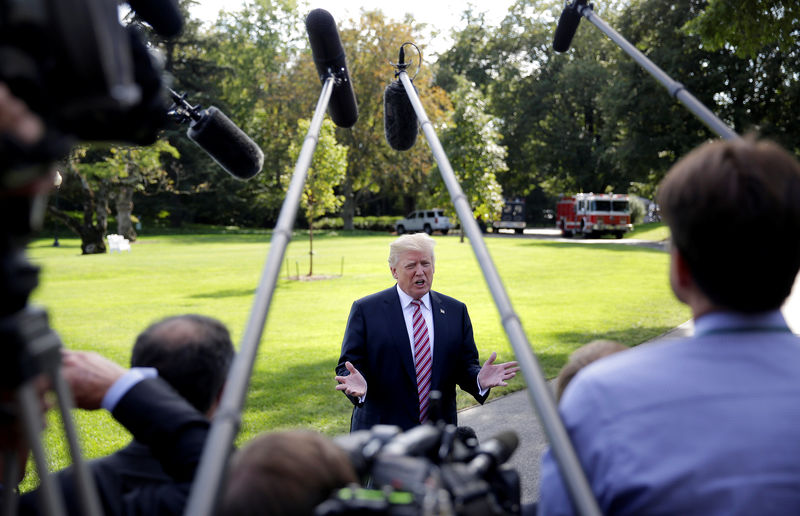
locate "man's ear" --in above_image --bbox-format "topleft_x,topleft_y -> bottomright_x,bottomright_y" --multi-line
669,245 -> 692,306
207,383 -> 225,419
390,266 -> 398,280
669,246 -> 714,316
672,247 -> 693,289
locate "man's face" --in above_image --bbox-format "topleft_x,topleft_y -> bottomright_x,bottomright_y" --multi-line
391,250 -> 434,300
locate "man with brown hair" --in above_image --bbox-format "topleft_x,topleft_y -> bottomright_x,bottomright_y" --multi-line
539,138 -> 800,514
219,430 -> 358,516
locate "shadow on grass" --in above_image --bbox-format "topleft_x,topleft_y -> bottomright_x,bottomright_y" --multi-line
529,240 -> 666,254
240,354 -> 354,435
189,288 -> 256,299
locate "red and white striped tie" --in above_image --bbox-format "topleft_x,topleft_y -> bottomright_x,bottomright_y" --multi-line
411,299 -> 432,423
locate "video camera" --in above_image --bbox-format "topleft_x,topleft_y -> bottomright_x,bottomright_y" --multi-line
0,1 -> 183,513
0,0 -> 183,187
318,397 -> 522,515
0,0 -> 180,146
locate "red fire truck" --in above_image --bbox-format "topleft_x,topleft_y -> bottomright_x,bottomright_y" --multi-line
556,193 -> 633,238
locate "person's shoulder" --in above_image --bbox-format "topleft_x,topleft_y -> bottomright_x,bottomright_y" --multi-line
355,287 -> 397,305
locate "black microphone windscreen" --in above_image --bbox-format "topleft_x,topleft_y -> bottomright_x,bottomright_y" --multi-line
553,2 -> 582,53
187,107 -> 264,180
467,430 -> 519,477
305,9 -> 359,128
384,80 -> 417,151
485,430 -> 519,464
381,424 -> 441,457
127,0 -> 183,37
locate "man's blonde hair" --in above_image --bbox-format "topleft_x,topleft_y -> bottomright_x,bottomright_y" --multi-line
388,233 -> 436,267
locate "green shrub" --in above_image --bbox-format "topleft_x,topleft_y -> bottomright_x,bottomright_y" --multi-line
316,215 -> 398,231
629,196 -> 646,225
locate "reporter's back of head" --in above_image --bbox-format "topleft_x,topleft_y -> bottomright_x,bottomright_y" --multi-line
132,314 -> 234,415
657,137 -> 800,311
219,430 -> 357,516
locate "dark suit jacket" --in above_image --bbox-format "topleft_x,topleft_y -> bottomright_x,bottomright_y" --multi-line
337,287 -> 487,431
20,378 -> 208,516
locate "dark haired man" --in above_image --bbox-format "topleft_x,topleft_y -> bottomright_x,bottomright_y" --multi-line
539,138 -> 800,514
21,314 -> 234,515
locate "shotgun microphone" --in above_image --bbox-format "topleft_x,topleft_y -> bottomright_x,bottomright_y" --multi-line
187,107 -> 264,180
553,0 -> 587,53
383,45 -> 418,151
305,9 -> 359,128
169,90 -> 264,180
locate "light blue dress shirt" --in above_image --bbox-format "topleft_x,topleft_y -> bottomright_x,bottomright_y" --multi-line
539,310 -> 800,515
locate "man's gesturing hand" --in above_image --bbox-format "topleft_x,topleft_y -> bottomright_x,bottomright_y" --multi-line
477,352 -> 520,389
334,361 -> 367,398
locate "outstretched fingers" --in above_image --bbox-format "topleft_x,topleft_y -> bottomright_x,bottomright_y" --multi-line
334,361 -> 366,397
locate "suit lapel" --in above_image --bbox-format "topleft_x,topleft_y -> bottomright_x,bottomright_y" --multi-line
383,287 -> 417,385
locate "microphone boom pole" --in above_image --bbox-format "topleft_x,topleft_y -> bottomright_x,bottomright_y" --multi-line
567,2 -> 738,141
396,70 -> 602,516
182,76 -> 336,516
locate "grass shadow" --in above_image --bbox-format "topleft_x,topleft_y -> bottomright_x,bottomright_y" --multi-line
240,355 -> 354,437
528,240 -> 667,254
189,288 -> 256,299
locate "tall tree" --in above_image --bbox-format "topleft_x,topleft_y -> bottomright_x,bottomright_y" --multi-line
48,147 -> 110,254
428,77 -> 506,229
682,0 -> 799,59
285,118 -> 347,275
102,140 -> 181,240
333,10 -> 450,228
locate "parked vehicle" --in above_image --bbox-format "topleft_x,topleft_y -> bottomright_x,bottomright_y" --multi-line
395,209 -> 452,235
492,199 -> 526,234
556,193 -> 633,238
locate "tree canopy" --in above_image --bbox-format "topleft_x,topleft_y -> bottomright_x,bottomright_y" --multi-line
50,0 -> 800,243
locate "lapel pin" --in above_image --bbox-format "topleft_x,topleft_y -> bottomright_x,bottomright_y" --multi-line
440,308 -> 445,314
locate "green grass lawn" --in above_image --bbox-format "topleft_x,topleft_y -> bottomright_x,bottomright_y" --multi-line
23,229 -> 688,485
626,221 -> 670,241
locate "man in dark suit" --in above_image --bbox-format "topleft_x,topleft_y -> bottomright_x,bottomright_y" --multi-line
20,314 -> 234,515
335,233 -> 518,431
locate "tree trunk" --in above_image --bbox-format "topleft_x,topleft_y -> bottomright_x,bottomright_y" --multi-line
341,176 -> 355,230
308,220 -> 314,276
50,166 -> 107,254
115,184 -> 137,241
95,181 -> 109,238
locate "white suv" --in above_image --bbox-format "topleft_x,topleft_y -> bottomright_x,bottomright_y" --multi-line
395,209 -> 452,235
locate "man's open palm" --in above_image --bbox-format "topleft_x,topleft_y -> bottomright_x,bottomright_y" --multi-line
335,361 -> 367,398
478,352 -> 520,389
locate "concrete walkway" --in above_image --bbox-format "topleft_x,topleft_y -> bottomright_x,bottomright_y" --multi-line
458,273 -> 800,506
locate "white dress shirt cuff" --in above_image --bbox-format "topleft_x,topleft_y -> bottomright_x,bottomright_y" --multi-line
477,378 -> 489,397
101,367 -> 158,412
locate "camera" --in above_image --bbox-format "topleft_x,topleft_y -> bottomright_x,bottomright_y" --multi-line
0,0 -> 182,179
318,417 -> 522,515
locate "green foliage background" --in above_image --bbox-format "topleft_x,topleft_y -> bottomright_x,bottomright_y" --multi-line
50,0 -> 798,238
